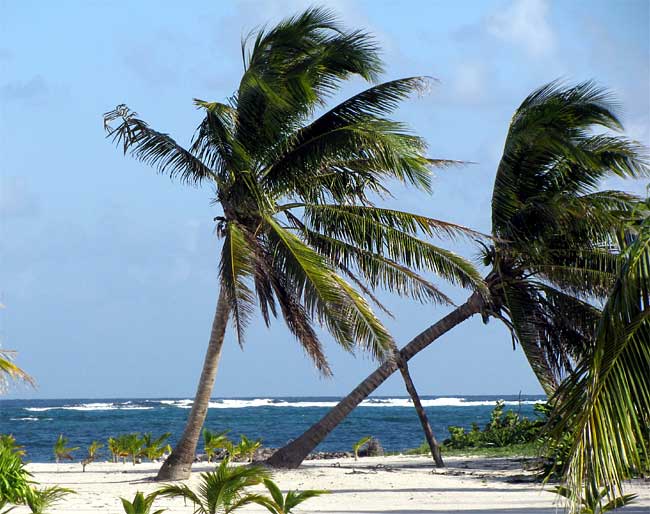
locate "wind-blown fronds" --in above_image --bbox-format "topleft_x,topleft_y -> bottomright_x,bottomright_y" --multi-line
105,7 -> 483,369
0,349 -> 34,393
547,217 -> 650,511
265,215 -> 392,361
487,80 -> 649,390
104,105 -> 218,186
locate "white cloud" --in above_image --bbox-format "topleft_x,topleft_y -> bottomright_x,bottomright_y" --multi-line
453,62 -> 486,102
487,0 -> 555,57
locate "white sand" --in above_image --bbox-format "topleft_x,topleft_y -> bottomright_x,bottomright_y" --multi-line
16,455 -> 650,513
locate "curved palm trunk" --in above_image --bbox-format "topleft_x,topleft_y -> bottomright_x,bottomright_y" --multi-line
397,358 -> 444,466
156,289 -> 230,481
265,291 -> 483,469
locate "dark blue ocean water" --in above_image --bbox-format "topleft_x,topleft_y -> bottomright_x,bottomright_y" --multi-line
0,395 -> 545,462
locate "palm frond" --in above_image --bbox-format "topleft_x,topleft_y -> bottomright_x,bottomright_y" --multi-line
547,219 -> 650,510
219,222 -> 256,346
492,80 -> 649,241
0,350 -> 35,392
265,215 -> 392,360
304,204 -> 487,294
103,105 -> 217,186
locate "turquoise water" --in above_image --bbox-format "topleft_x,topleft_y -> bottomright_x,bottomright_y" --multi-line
0,395 -> 545,462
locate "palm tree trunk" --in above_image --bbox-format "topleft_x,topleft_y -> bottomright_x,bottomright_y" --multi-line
265,291 -> 484,469
156,288 -> 230,481
396,358 -> 444,466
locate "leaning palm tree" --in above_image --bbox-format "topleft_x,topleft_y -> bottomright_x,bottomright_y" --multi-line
266,81 -> 649,468
105,7 -> 483,480
546,199 -> 650,512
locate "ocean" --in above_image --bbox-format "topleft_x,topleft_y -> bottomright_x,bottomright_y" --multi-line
0,395 -> 545,462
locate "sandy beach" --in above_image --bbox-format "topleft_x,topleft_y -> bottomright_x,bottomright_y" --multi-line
16,455 -> 650,513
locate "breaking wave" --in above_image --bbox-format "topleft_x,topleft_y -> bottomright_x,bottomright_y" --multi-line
155,397 -> 543,409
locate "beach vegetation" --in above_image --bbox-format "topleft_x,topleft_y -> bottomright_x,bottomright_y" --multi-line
53,435 -> 78,464
203,429 -> 230,463
256,478 -> 328,514
120,491 -> 165,514
154,458 -> 270,514
106,6 -> 483,480
23,486 -> 74,514
0,349 -> 34,394
107,437 -> 121,463
352,436 -> 372,460
443,401 -> 546,450
106,433 -> 171,464
0,435 -> 32,506
552,484 -> 637,513
267,80 -> 649,469
81,441 -> 103,472
141,433 -> 171,462
234,435 -> 261,463
545,200 -> 650,511
119,434 -> 144,465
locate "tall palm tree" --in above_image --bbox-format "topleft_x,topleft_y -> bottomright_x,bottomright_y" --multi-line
547,198 -> 650,512
266,81 -> 649,468
104,7 -> 483,480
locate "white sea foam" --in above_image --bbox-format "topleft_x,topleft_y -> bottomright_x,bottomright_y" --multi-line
24,397 -> 542,412
159,397 -> 543,409
25,402 -> 153,412
10,417 -> 41,421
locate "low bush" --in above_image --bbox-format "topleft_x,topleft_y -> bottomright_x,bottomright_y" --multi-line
443,401 -> 547,450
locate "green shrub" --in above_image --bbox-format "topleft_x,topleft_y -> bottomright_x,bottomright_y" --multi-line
0,435 -> 32,505
443,401 -> 547,450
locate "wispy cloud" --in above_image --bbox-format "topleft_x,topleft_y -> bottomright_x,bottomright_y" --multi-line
0,75 -> 49,102
487,0 -> 555,57
0,177 -> 40,220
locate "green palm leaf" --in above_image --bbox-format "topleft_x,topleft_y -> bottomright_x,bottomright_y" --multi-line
547,219 -> 650,510
103,105 -> 217,186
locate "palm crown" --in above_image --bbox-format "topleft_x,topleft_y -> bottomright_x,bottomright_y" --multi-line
104,7 -> 483,374
485,81 -> 648,392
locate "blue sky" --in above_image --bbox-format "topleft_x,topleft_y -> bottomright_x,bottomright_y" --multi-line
1,0 -> 648,399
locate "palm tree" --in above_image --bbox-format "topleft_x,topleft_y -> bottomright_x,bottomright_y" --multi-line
266,81 -> 649,468
53,434 -> 78,464
105,7 -> 483,480
547,198 -> 650,512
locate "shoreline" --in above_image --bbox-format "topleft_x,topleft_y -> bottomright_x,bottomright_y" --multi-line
20,454 -> 650,513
